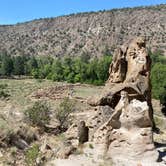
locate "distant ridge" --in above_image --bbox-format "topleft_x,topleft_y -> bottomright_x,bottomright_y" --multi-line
0,4 -> 165,57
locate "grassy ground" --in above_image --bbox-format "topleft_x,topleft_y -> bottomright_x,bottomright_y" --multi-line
0,79 -> 56,107
0,79 -> 102,112
0,78 -> 165,141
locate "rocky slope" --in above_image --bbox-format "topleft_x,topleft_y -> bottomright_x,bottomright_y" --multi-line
0,4 -> 166,57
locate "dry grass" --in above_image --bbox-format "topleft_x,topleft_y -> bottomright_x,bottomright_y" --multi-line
0,78 -> 165,141
0,79 -> 101,111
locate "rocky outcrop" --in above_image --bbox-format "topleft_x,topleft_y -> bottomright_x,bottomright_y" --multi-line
0,123 -> 38,150
56,141 -> 76,159
65,106 -> 114,140
93,94 -> 158,165
88,37 -> 154,125
86,37 -> 161,165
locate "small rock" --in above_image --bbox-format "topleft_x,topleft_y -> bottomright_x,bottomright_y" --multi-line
40,138 -> 52,153
0,150 -> 3,157
56,141 -> 76,159
13,138 -> 29,150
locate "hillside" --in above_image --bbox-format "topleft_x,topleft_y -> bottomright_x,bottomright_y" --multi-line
0,4 -> 166,57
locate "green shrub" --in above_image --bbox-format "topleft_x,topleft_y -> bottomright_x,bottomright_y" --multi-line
24,101 -> 50,127
159,86 -> 166,106
0,83 -> 10,98
89,143 -> 94,149
0,83 -> 8,89
151,63 -> 166,99
36,79 -> 43,83
25,144 -> 40,166
56,97 -> 76,131
0,90 -> 9,98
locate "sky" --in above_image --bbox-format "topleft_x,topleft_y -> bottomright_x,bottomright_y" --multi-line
0,0 -> 165,25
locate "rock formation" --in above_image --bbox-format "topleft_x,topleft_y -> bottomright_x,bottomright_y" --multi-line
93,94 -> 158,165
88,37 -> 154,126
63,37 -> 164,165
86,37 -> 160,165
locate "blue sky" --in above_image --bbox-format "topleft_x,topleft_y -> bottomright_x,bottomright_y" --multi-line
0,0 -> 165,25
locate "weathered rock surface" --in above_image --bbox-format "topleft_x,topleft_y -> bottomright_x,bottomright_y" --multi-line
93,97 -> 158,164
86,37 -> 162,165
88,37 -> 154,125
66,106 -> 114,140
56,141 -> 76,159
0,123 -> 38,150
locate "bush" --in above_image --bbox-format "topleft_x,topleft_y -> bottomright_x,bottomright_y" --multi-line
159,86 -> 166,116
25,144 -> 40,166
0,84 -> 8,89
0,83 -> 10,98
56,97 -> 76,131
159,86 -> 166,106
24,101 -> 50,127
0,90 -> 10,98
151,63 -> 166,99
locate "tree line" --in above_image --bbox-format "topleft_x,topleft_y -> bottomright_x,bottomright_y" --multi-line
0,51 -> 165,102
150,51 -> 166,105
0,54 -> 112,85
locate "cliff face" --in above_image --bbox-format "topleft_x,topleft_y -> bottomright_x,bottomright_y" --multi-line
0,4 -> 165,57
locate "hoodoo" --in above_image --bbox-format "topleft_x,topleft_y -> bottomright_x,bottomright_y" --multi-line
87,37 -> 161,165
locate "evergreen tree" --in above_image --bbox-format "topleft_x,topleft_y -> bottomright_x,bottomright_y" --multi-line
13,56 -> 25,75
86,58 -> 98,83
51,58 -> 63,81
29,56 -> 38,69
73,58 -> 87,83
151,63 -> 166,99
62,57 -> 74,82
1,55 -> 13,76
96,55 -> 112,82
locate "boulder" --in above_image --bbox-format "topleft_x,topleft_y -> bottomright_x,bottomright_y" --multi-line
56,141 -> 76,159
0,150 -> 3,158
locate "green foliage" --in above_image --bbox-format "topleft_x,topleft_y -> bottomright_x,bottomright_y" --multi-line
56,97 -> 76,130
13,56 -> 25,75
96,55 -> 112,82
151,63 -> 166,99
31,69 -> 40,79
29,56 -> 38,69
149,51 -> 166,102
0,83 -> 10,98
62,57 -> 74,82
0,53 -> 112,85
0,55 -> 13,76
0,50 -> 165,103
150,50 -> 166,66
89,143 -> 94,149
25,144 -> 40,166
159,86 -> 166,106
0,90 -> 10,98
24,101 -> 50,127
0,83 -> 8,89
51,58 -> 63,81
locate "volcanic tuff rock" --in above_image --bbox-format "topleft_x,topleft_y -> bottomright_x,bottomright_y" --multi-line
86,37 -> 161,165
0,4 -> 166,57
88,37 -> 153,122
